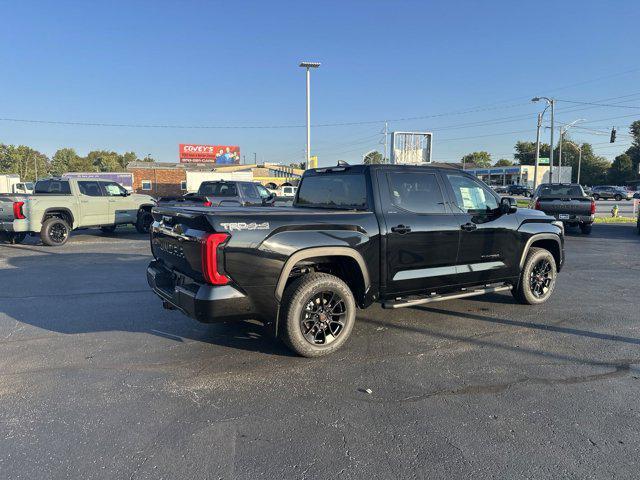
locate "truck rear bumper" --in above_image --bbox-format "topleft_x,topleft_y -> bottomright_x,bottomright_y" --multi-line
556,214 -> 594,225
146,260 -> 255,323
0,221 -> 15,232
0,220 -> 30,233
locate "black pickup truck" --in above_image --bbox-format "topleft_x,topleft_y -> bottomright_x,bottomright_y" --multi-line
147,163 -> 564,357
530,183 -> 595,234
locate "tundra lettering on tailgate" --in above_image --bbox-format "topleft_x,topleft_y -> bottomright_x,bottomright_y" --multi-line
220,222 -> 269,232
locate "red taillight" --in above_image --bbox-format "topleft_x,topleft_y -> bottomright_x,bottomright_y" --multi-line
13,201 -> 26,219
534,199 -> 541,210
201,233 -> 230,285
590,200 -> 596,215
203,201 -> 212,207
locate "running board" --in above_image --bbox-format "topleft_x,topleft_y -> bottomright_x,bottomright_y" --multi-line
382,284 -> 513,309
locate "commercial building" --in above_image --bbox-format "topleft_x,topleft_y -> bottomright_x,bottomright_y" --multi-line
464,165 -> 572,188
125,161 -> 304,196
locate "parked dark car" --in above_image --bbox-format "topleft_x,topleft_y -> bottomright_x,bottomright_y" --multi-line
591,185 -> 632,201
159,180 -> 276,208
530,183 -> 595,234
506,184 -> 532,197
147,163 -> 564,357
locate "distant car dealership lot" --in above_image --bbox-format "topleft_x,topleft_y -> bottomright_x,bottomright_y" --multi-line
1,224 -> 639,478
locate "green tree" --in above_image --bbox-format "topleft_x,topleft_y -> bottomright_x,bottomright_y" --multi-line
514,141 -> 551,165
51,148 -> 80,175
121,152 -> 138,169
86,150 -> 122,172
461,151 -> 492,168
494,158 -> 513,167
363,151 -> 384,165
608,153 -> 633,184
0,144 -> 49,181
624,120 -> 640,179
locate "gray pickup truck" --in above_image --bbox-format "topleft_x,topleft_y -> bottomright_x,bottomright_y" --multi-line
0,177 -> 155,246
530,183 -> 595,234
159,180 -> 276,208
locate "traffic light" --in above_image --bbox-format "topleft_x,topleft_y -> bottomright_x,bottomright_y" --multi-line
610,127 -> 617,143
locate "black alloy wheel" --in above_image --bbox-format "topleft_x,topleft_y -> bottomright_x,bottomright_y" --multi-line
300,291 -> 347,346
529,257 -> 553,299
50,222 -> 68,244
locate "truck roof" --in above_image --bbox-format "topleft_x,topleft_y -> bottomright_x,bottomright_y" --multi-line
305,162 -> 462,175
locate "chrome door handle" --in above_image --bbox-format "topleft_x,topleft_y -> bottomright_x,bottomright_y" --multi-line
391,224 -> 411,234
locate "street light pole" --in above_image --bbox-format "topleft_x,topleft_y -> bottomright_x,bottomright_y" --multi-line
299,61 -> 321,170
532,97 -> 555,183
564,140 -> 583,184
533,112 -> 542,190
559,119 -> 585,183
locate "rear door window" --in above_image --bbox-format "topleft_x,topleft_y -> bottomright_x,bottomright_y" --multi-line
387,172 -> 446,214
239,183 -> 260,199
78,181 -> 103,197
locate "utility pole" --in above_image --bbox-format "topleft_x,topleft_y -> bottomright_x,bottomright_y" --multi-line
533,112 -> 542,190
299,61 -> 321,170
549,99 -> 555,183
380,121 -> 388,163
253,152 -> 257,165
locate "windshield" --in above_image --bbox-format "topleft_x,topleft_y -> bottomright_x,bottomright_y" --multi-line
296,173 -> 368,209
537,184 -> 584,197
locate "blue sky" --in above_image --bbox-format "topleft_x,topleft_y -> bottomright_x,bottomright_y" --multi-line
1,0 -> 638,166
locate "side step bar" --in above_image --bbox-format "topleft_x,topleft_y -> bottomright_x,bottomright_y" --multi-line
382,284 -> 513,309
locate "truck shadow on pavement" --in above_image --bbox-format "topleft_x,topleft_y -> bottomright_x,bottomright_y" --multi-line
0,249 -> 293,357
411,303 -> 640,346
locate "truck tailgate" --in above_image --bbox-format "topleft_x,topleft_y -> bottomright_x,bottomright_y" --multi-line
0,196 -> 17,222
538,197 -> 593,216
150,207 -> 217,282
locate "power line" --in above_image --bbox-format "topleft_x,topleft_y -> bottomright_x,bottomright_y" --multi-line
557,99 -> 640,109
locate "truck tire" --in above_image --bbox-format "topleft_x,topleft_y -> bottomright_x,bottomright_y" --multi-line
614,194 -> 622,201
512,247 -> 557,305
280,272 -> 356,358
40,217 -> 70,246
135,209 -> 153,234
100,225 -> 117,234
580,223 -> 592,235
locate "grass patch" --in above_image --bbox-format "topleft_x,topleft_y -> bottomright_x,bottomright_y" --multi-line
516,199 -> 530,208
594,216 -> 637,224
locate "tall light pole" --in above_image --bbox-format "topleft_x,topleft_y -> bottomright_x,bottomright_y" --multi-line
299,61 -> 320,170
532,102 -> 549,190
559,119 -> 585,183
564,140 -> 583,184
532,97 -> 555,182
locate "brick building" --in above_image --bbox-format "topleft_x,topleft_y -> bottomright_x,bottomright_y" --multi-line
127,162 -> 187,197
126,161 -> 305,197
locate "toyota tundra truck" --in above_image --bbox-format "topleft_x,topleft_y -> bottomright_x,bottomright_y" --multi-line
147,163 -> 564,357
530,183 -> 595,234
0,177 -> 155,246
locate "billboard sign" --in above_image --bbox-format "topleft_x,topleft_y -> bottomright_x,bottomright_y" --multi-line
179,144 -> 240,164
390,131 -> 432,165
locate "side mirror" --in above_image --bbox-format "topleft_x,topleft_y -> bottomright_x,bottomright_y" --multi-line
264,193 -> 276,204
500,196 -> 517,214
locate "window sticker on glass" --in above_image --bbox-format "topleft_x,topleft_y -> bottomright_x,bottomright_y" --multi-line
459,186 -> 486,210
105,184 -> 122,195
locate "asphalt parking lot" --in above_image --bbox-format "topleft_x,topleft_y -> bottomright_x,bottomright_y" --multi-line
1,224 -> 639,479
